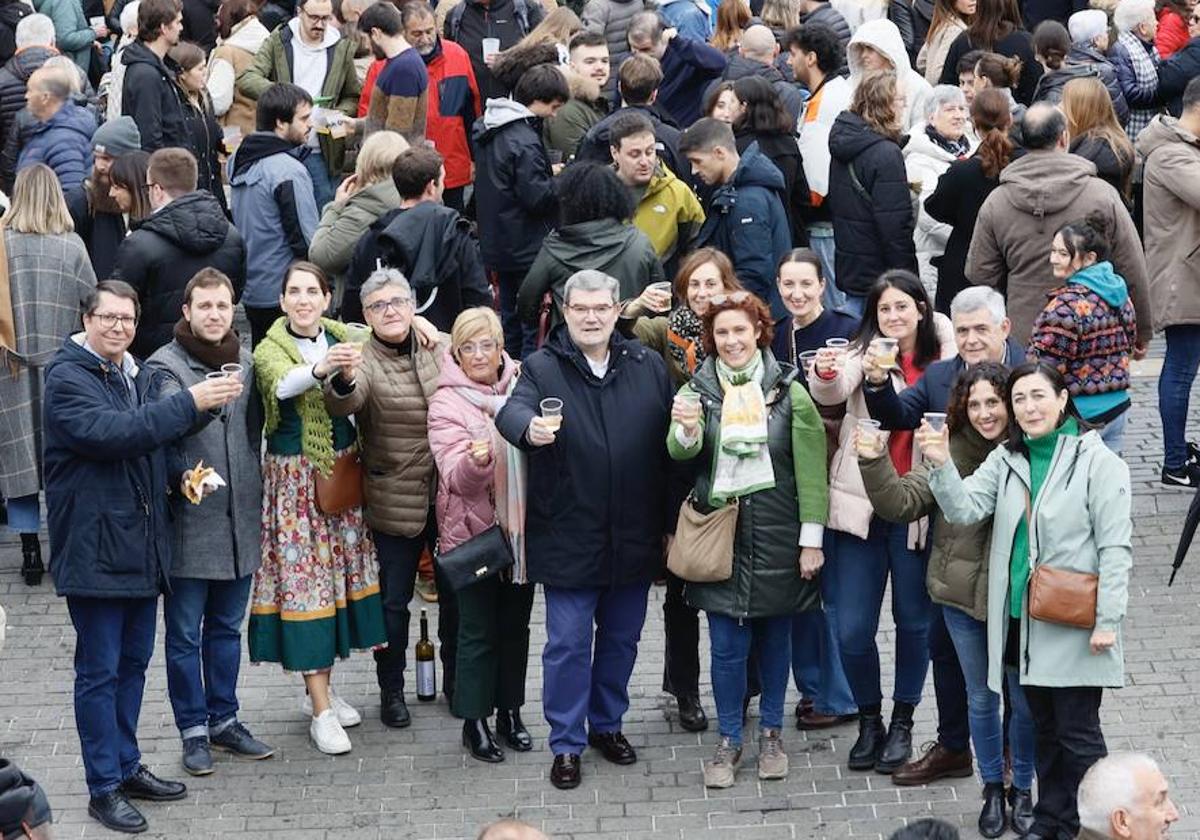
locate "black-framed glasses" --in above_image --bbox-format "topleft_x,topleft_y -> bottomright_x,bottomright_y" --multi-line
91,312 -> 137,329
364,295 -> 412,315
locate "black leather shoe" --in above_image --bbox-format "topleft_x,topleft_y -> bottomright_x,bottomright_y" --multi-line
678,695 -> 709,732
495,708 -> 533,752
1009,786 -> 1035,836
979,782 -> 1007,838
550,753 -> 581,790
88,791 -> 148,834
380,689 -> 411,728
120,765 -> 187,802
848,714 -> 886,771
20,537 -> 43,586
875,719 -> 914,774
462,719 -> 504,763
588,730 -> 637,765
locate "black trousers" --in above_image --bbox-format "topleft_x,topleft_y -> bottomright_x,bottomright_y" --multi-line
245,305 -> 283,349
930,605 -> 971,752
1024,684 -> 1106,839
452,577 -> 534,719
662,572 -> 700,698
372,518 -> 459,696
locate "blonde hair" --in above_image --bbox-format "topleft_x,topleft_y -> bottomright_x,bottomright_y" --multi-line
519,6 -> 582,48
451,306 -> 504,354
6,163 -> 73,234
1062,76 -> 1134,192
760,0 -> 799,31
355,130 -> 410,184
850,69 -> 902,139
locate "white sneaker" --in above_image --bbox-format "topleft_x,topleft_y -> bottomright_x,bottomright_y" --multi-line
301,687 -> 362,728
310,709 -> 352,754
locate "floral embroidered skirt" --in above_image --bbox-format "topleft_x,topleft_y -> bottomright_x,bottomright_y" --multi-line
248,450 -> 387,673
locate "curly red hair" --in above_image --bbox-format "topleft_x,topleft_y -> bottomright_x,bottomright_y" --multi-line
700,292 -> 775,358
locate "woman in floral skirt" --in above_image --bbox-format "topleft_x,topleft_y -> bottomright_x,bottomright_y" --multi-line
249,261 -> 387,755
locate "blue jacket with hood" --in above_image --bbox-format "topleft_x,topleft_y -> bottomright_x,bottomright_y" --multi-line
16,100 -> 94,196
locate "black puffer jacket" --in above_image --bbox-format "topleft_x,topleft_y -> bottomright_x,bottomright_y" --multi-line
121,40 -> 192,151
0,45 -> 53,153
826,111 -> 917,296
709,54 -> 805,124
181,0 -> 218,52
0,0 -> 30,67
112,190 -> 246,358
177,86 -> 229,215
1032,46 -> 1129,125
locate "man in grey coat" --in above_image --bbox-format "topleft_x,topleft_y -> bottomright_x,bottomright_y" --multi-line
148,268 -> 275,778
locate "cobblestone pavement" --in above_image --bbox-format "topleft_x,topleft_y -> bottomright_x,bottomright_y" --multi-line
2,349 -> 1200,840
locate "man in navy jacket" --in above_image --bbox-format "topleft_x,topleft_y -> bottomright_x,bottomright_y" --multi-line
42,281 -> 241,835
495,269 -> 672,792
627,12 -> 726,128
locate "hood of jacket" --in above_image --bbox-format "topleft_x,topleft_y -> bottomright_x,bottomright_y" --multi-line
377,201 -> 470,291
32,100 -> 93,139
285,15 -> 340,52
1068,43 -> 1108,65
828,110 -> 894,163
6,45 -> 55,82
0,1 -> 27,28
564,67 -> 604,104
435,346 -> 519,395
230,131 -> 304,179
902,123 -> 960,165
643,164 -> 681,201
848,18 -> 912,76
542,218 -> 642,268
474,97 -> 537,144
133,191 -> 232,255
223,15 -> 270,53
1068,260 -> 1128,307
722,53 -> 785,85
995,150 -> 1099,216
730,141 -> 787,191
1135,114 -> 1200,158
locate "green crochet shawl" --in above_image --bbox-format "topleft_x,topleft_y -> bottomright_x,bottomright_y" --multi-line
254,316 -> 348,476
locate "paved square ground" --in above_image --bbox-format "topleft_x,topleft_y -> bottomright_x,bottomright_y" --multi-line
2,350 -> 1199,839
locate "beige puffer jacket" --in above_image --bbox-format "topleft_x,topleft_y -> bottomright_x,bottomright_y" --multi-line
325,334 -> 449,537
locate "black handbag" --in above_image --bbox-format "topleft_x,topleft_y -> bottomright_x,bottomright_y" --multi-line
437,525 -> 514,592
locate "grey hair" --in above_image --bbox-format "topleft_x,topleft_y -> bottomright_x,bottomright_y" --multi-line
31,64 -> 74,101
15,13 -> 55,48
1113,0 -> 1155,32
42,57 -> 81,94
564,269 -> 620,306
1077,753 -> 1163,832
923,84 -> 967,121
359,267 -> 412,303
950,287 -> 1006,325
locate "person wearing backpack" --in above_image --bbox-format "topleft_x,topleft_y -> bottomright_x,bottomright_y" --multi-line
444,0 -> 544,101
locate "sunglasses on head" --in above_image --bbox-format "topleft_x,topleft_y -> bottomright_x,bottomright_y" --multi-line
708,291 -> 753,307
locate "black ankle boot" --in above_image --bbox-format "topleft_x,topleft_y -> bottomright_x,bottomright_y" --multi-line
875,704 -> 914,773
20,534 -> 42,586
495,708 -> 532,752
978,782 -> 1007,838
848,712 -> 887,770
1009,786 -> 1034,836
462,719 -> 504,763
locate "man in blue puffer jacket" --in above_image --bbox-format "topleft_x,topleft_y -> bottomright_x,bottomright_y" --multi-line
14,64 -> 94,195
43,280 -> 242,835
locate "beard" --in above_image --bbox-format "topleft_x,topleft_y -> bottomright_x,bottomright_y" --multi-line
88,171 -> 123,215
369,38 -> 386,59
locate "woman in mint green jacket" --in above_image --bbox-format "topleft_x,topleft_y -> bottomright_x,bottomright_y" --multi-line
921,360 -> 1132,840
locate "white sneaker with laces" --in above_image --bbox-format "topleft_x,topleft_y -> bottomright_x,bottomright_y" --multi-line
302,687 -> 362,727
310,709 -> 351,754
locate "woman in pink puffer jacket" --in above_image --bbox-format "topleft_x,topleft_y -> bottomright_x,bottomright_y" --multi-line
426,307 -> 533,766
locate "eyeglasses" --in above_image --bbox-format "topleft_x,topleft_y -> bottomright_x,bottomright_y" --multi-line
91,312 -> 137,329
458,340 -> 498,356
1191,13 -> 1200,22
566,303 -> 616,317
301,9 -> 333,22
708,291 -> 752,307
364,296 -> 412,315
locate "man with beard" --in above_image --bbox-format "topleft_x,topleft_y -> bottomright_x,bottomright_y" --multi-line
357,1 -> 427,141
122,0 -> 191,151
67,116 -> 141,279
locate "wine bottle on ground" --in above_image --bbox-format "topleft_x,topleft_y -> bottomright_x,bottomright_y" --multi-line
416,608 -> 436,702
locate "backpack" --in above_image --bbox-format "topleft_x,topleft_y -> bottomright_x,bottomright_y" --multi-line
447,0 -> 533,43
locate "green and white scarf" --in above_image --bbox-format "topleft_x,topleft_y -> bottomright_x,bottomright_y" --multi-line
711,351 -> 776,502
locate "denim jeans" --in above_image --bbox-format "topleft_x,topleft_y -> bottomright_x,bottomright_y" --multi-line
942,606 -> 1035,788
164,575 -> 254,740
791,532 -> 856,716
5,493 -> 39,534
840,293 -> 867,320
301,148 -> 334,210
830,519 -> 932,707
708,613 -> 792,746
493,269 -> 538,359
67,596 -> 158,796
806,224 -> 846,312
1160,325 -> 1200,470
1098,410 -> 1128,456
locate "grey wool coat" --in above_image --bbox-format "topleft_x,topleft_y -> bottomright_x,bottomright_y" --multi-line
148,338 -> 263,580
0,230 -> 96,499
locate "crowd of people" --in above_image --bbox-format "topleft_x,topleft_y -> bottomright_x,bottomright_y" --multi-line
0,0 -> 1195,834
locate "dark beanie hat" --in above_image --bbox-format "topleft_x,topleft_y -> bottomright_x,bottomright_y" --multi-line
92,116 -> 142,157
0,759 -> 52,840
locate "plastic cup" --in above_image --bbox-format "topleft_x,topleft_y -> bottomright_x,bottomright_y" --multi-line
482,37 -> 501,60
221,125 -> 242,153
220,363 -> 244,382
344,322 -> 371,345
825,338 -> 850,349
799,349 -> 819,376
923,412 -> 947,431
468,421 -> 491,458
857,417 -> 884,457
871,336 -> 900,369
825,336 -> 850,369
540,397 -> 563,432
205,371 -> 226,381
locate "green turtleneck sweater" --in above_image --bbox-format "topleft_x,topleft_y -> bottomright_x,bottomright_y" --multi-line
1009,416 -> 1080,618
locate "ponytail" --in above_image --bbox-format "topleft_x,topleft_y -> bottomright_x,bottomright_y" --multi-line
972,89 -> 1014,179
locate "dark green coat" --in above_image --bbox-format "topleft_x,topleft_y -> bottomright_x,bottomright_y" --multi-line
668,351 -> 828,619
859,424 -> 996,621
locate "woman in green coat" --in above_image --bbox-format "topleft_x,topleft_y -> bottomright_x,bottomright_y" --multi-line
921,360 -> 1133,840
668,291 -> 828,790
858,362 -> 1035,838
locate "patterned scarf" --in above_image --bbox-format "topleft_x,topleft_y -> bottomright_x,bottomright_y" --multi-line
710,351 -> 775,502
926,123 -> 971,158
666,305 -> 705,376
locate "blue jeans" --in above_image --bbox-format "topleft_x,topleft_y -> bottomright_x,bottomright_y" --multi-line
164,575 -> 253,740
302,148 -> 334,210
806,223 -> 846,312
5,493 -> 39,534
493,269 -> 537,359
831,519 -> 932,707
791,532 -> 856,716
942,606 -> 1035,788
542,581 -> 650,755
840,293 -> 867,320
1098,410 -> 1128,456
1159,324 -> 1200,470
67,596 -> 158,796
708,613 -> 791,745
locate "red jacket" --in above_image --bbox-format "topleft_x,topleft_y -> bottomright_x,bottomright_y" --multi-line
1156,8 -> 1189,59
358,39 -> 481,189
